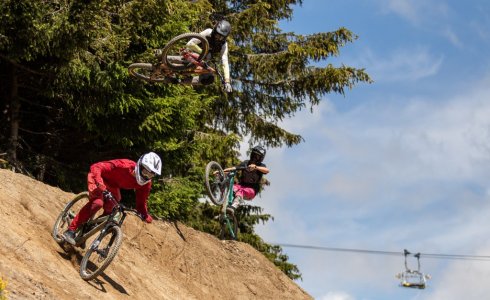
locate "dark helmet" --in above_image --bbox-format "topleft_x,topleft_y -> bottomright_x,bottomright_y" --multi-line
212,20 -> 231,39
250,145 -> 266,163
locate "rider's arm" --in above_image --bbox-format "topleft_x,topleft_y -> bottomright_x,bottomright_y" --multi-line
186,28 -> 212,54
220,43 -> 231,83
255,164 -> 269,174
135,182 -> 152,217
223,161 -> 246,173
89,161 -> 116,191
247,163 -> 269,174
223,167 -> 236,173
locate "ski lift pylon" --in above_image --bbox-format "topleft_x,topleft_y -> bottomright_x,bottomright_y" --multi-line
395,249 -> 431,289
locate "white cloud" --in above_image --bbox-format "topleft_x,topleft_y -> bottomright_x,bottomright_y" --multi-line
320,291 -> 356,300
257,74 -> 490,299
374,0 -> 471,47
357,47 -> 444,82
470,17 -> 490,43
376,0 -> 450,25
424,244 -> 490,299
442,27 -> 463,48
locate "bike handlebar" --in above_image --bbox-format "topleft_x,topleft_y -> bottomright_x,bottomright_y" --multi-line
104,193 -> 144,221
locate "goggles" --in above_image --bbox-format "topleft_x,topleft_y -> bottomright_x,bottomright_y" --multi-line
141,166 -> 156,181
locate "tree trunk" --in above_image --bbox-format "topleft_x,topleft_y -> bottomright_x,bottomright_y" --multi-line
7,64 -> 20,164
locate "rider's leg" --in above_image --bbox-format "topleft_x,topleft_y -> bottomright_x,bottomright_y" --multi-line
64,195 -> 104,245
179,73 -> 214,86
199,73 -> 215,85
165,55 -> 186,66
67,173 -> 117,232
176,76 -> 197,85
101,187 -> 121,216
230,185 -> 256,211
67,196 -> 104,231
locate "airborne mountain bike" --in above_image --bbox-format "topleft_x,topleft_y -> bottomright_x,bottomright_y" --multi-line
128,32 -> 226,89
52,192 -> 143,280
204,161 -> 246,240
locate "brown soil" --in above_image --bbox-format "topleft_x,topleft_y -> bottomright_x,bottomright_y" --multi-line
0,169 -> 311,300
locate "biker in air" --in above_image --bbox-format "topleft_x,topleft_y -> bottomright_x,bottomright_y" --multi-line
222,145 -> 269,213
158,20 -> 233,92
62,152 -> 162,245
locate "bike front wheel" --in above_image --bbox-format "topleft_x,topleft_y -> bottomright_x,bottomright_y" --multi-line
161,33 -> 209,71
128,63 -> 169,83
52,192 -> 89,244
219,208 -> 238,241
205,161 -> 227,205
79,225 -> 123,281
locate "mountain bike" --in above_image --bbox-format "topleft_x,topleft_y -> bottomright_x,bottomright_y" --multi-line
128,32 -> 226,88
204,161 -> 246,240
52,192 -> 143,281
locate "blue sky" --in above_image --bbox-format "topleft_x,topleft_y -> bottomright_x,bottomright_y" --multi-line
237,1 -> 490,299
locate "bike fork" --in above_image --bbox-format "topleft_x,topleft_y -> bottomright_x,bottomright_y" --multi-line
225,218 -> 236,240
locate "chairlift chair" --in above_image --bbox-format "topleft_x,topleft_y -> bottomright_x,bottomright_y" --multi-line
395,250 -> 431,289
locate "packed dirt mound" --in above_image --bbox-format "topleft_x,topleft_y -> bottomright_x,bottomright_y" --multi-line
0,169 -> 311,299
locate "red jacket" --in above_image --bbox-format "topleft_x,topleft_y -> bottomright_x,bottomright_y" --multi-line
88,159 -> 152,217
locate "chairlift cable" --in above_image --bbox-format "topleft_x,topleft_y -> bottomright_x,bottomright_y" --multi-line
273,243 -> 490,261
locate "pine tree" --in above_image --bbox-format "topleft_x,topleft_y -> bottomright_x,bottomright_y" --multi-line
200,0 -> 372,147
0,0 -> 371,280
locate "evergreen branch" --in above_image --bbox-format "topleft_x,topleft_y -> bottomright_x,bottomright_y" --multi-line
245,50 -> 288,58
18,96 -> 58,111
19,127 -> 56,136
0,54 -> 47,76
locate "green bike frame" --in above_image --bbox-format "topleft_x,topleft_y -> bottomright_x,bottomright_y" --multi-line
223,169 -> 238,239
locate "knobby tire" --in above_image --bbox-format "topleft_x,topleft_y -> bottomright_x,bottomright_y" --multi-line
161,33 -> 209,71
205,161 -> 227,205
52,192 -> 89,244
128,63 -> 168,83
79,225 -> 123,281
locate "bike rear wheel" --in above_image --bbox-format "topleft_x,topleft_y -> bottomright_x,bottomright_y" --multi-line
79,225 -> 123,281
161,33 -> 209,71
52,192 -> 89,244
219,209 -> 238,240
128,63 -> 169,83
205,161 -> 227,205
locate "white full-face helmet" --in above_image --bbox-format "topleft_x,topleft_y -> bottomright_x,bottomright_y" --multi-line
135,152 -> 162,185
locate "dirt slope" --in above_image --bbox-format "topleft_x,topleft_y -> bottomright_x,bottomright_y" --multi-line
0,169 -> 311,300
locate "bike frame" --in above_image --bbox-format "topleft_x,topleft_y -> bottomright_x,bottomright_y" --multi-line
163,50 -> 225,85
221,166 -> 246,240
72,198 -> 136,248
225,170 -> 237,206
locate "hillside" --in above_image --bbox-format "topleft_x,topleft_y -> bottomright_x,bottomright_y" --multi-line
0,169 -> 311,300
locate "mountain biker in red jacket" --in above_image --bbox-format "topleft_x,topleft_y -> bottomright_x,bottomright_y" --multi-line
63,152 -> 162,245
223,145 -> 269,214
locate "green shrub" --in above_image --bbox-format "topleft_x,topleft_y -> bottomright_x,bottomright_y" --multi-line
0,275 -> 8,300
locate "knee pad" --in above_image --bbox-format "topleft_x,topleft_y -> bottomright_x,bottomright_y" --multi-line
199,73 -> 215,85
